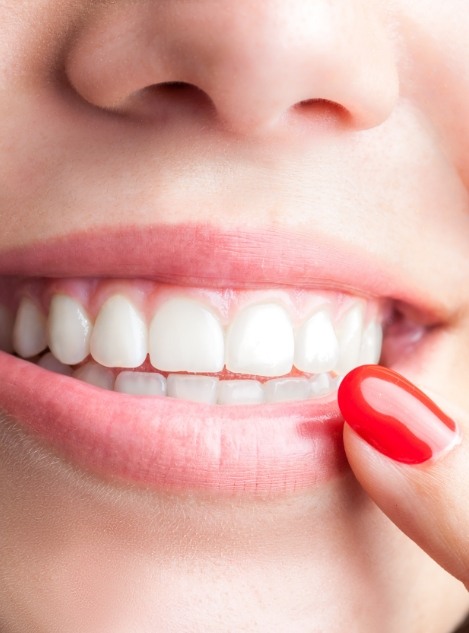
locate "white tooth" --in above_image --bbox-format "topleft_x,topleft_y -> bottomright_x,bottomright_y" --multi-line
226,303 -> 294,377
90,295 -> 147,368
217,379 -> 264,405
309,373 -> 334,397
73,362 -> 115,390
38,352 -> 73,376
13,297 -> 48,358
48,294 -> 92,365
264,377 -> 311,403
167,374 -> 218,404
359,321 -> 383,364
114,371 -> 166,396
334,303 -> 365,375
0,305 -> 14,352
149,297 -> 224,373
294,309 -> 339,374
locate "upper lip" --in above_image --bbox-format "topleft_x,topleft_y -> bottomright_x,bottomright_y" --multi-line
0,223 -> 454,328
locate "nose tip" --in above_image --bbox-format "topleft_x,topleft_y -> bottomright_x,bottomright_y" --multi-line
66,1 -> 400,135
190,2 -> 399,133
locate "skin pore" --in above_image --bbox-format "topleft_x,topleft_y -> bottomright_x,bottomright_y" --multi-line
2,1 -> 469,631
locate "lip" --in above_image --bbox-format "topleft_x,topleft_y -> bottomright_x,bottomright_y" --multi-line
0,351 -> 345,494
0,224 -> 448,317
0,224 -> 441,496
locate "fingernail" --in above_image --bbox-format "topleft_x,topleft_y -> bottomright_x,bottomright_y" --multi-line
338,365 -> 459,464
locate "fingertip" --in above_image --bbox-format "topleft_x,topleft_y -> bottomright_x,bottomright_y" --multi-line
338,365 -> 457,465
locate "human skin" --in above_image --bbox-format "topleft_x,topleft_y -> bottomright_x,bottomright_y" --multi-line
1,1 -> 469,631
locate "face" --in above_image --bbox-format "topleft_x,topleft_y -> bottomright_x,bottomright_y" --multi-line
1,1 -> 469,631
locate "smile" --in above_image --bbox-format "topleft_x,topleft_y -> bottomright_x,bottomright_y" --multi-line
0,225 -> 437,496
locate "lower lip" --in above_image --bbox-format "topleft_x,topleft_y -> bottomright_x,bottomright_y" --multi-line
0,352 -> 346,496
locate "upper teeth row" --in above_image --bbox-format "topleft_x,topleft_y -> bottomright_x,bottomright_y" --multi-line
6,292 -> 382,378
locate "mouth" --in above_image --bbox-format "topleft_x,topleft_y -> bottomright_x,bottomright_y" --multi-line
0,224 -> 441,496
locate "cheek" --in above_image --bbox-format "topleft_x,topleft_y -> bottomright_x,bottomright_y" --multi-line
396,0 -> 469,183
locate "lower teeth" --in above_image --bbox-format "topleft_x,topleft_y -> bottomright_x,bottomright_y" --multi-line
35,353 -> 341,405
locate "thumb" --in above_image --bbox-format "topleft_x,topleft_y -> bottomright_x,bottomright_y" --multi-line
338,365 -> 469,588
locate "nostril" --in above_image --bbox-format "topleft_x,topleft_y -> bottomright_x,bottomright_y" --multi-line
293,98 -> 351,127
158,81 -> 194,91
117,80 -> 216,121
149,80 -> 210,101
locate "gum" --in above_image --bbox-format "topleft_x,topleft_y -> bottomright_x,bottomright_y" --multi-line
0,276 -> 389,327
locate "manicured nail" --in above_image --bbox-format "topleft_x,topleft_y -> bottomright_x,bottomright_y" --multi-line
338,365 -> 458,464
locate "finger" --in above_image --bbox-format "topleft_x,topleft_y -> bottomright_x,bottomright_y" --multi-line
338,365 -> 469,587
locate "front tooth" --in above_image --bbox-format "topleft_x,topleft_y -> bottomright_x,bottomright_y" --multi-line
48,295 -> 92,365
167,374 -> 218,404
13,297 -> 48,358
38,352 -> 73,376
294,309 -> 339,374
217,379 -> 264,405
114,371 -> 166,396
358,321 -> 383,364
0,305 -> 14,352
149,297 -> 224,372
73,361 -> 115,390
90,295 -> 148,368
226,303 -> 294,377
335,303 -> 365,375
264,377 -> 311,403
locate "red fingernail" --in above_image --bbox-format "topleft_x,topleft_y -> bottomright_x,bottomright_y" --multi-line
338,365 -> 458,464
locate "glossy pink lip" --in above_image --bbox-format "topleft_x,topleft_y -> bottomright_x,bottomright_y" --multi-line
0,224 -> 441,314
0,352 -> 345,495
0,224 -> 434,496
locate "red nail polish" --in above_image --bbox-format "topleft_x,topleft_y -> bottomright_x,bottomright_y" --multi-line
338,365 -> 458,464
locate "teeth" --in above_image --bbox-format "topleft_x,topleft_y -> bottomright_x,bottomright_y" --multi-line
167,374 -> 219,404
0,305 -> 14,353
13,285 -> 386,405
90,295 -> 147,368
149,297 -> 224,372
38,352 -> 74,376
217,379 -> 264,405
48,295 -> 92,365
335,303 -> 365,375
264,377 -> 311,403
358,321 -> 383,364
294,308 -> 339,373
226,303 -> 294,377
73,361 -> 115,390
114,371 -> 166,396
13,297 -> 48,358
310,372 -> 335,396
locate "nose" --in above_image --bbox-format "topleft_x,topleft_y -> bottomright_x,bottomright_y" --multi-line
66,0 -> 399,135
